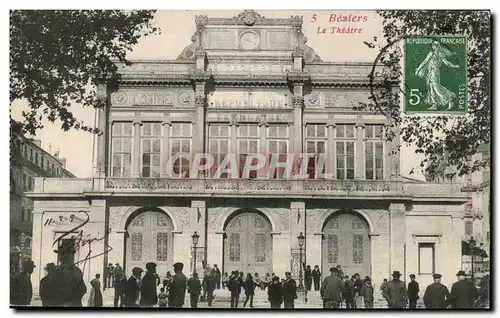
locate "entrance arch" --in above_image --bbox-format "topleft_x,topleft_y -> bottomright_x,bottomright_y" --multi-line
125,209 -> 174,277
322,211 -> 371,278
223,210 -> 272,276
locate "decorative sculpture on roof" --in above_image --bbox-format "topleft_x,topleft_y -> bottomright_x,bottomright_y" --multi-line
234,10 -> 265,26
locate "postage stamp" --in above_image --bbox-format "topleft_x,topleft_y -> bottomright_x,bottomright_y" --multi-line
404,36 -> 468,114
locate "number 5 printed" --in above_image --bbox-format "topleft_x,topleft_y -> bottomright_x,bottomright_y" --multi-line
409,89 -> 421,106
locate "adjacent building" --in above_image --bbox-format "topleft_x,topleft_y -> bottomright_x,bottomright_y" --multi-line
27,11 -> 467,294
10,125 -> 75,273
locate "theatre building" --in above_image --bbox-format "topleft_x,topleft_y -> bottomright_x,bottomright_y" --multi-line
28,11 -> 467,293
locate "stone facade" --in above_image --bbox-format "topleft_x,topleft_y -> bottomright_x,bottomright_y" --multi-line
28,11 -> 468,296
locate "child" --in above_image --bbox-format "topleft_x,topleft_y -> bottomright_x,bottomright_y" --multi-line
158,287 -> 168,308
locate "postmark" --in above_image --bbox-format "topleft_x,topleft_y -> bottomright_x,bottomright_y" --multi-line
404,35 -> 468,114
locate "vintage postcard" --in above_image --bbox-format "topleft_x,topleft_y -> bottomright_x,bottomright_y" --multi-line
9,9 -> 491,310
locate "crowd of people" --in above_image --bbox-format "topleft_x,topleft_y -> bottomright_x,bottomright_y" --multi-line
319,266 -> 489,309
10,255 -> 489,309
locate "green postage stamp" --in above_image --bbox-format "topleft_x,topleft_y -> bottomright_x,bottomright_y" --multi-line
404,36 -> 468,114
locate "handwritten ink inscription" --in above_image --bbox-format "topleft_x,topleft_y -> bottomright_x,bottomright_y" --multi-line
47,211 -> 113,269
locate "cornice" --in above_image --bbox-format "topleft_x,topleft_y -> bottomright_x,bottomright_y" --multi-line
195,10 -> 303,27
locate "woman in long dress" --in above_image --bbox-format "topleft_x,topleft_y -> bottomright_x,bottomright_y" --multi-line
415,41 -> 460,110
87,274 -> 103,307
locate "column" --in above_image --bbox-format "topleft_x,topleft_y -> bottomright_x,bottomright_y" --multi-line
88,199 -> 107,283
272,233 -> 291,275
173,231 -> 192,273
207,232 -> 224,271
326,122 -> 335,179
355,121 -> 365,179
190,200 -> 206,273
370,234 -> 390,296
292,86 -> 304,155
161,121 -> 171,177
230,115 -> 238,153
94,83 -> 108,177
132,121 -> 142,177
258,121 -> 268,178
389,203 -> 405,273
389,123 -> 401,179
192,85 -> 206,179
30,210 -> 44,296
290,202 -> 305,279
306,233 -> 323,270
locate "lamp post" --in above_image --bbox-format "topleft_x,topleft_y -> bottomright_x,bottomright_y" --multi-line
192,231 -> 200,274
297,232 -> 305,294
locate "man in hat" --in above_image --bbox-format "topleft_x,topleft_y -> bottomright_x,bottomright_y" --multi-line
53,243 -> 87,306
282,271 -> 297,308
304,265 -> 312,292
343,275 -> 354,309
448,270 -> 478,308
140,262 -> 158,307
407,274 -> 420,309
353,273 -> 363,308
383,271 -> 408,308
267,275 -> 283,308
213,264 -> 222,289
11,259 -> 36,306
105,263 -> 114,289
336,265 -> 344,279
123,267 -> 143,307
39,263 -> 57,306
423,274 -> 450,308
312,265 -> 321,291
169,262 -> 187,308
228,271 -> 241,308
187,272 -> 202,308
321,267 -> 343,308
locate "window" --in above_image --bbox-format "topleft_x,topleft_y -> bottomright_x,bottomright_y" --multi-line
364,125 -> 384,180
41,156 -> 44,169
50,163 -> 54,176
267,125 -> 289,179
209,124 -> 230,178
465,221 -> 473,236
111,122 -> 133,177
237,125 -> 260,178
336,124 -> 355,180
418,243 -> 435,275
22,174 -> 27,191
27,209 -> 32,222
141,122 -> 162,177
29,148 -> 33,161
23,144 -> 27,158
170,123 -> 192,178
20,207 -> 26,222
35,152 -> 39,165
306,124 -> 326,179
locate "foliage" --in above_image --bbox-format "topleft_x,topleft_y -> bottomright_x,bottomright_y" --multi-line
10,10 -> 159,136
359,10 -> 491,179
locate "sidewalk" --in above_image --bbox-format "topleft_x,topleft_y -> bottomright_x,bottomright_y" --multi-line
30,287 -> 425,308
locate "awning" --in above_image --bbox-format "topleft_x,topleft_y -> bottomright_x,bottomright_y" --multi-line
462,241 -> 488,258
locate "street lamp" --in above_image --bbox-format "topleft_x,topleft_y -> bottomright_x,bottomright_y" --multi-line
192,231 -> 200,274
297,232 -> 305,293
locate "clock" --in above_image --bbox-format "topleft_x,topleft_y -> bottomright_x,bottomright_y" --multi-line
240,32 -> 260,50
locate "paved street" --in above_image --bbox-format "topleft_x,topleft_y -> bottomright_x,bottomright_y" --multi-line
30,287 -> 426,309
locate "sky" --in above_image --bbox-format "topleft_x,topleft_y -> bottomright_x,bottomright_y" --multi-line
10,10 -> 425,179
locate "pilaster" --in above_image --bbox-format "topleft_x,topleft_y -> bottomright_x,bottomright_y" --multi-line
132,121 -> 142,177
161,121 -> 171,177
389,203 -> 405,273
326,122 -> 336,179
355,119 -> 365,180
94,83 -> 108,177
